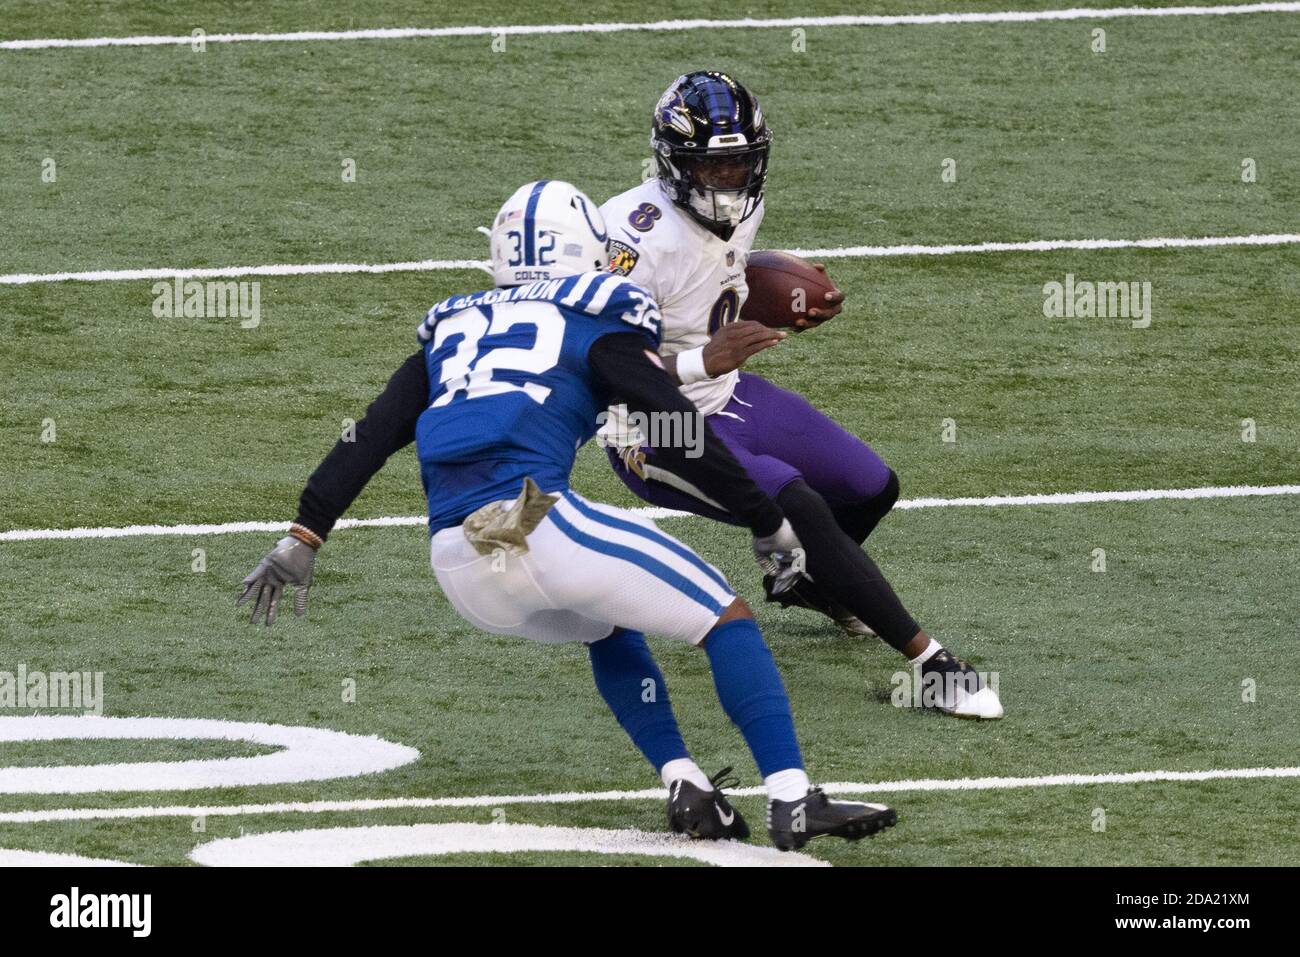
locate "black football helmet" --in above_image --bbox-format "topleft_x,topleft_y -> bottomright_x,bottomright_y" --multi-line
651,71 -> 772,239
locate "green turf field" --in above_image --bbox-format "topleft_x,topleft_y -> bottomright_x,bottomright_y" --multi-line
1,1 -> 1297,867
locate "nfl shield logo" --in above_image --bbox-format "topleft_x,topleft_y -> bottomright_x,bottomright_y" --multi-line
726,250 -> 735,267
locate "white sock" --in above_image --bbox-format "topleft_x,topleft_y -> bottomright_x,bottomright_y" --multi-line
909,637 -> 943,667
661,758 -> 712,791
764,767 -> 811,802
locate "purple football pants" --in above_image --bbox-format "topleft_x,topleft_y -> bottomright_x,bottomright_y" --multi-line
608,372 -> 894,526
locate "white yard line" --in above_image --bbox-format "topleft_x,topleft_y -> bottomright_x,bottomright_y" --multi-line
3,4 -> 1299,51
4,233 -> 1299,286
1,484 -> 1296,544
0,258 -> 487,286
3,763 -> 1297,824
892,483 -> 1300,509
788,232 -> 1300,259
0,515 -> 431,543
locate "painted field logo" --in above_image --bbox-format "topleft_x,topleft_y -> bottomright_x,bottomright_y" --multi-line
0,664 -> 104,715
1042,273 -> 1151,328
890,666 -> 999,710
152,277 -> 261,328
50,887 -> 151,938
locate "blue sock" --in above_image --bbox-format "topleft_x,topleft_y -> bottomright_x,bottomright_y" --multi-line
588,629 -> 690,773
704,618 -> 804,777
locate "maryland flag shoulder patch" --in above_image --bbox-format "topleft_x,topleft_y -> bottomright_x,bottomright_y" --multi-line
608,240 -> 641,276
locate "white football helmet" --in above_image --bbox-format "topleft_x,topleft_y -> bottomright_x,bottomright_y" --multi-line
489,180 -> 610,287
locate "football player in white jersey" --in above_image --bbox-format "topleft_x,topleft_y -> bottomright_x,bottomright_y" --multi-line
599,71 -> 1002,720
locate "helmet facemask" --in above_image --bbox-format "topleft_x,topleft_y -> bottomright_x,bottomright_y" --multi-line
649,71 -> 773,239
655,135 -> 770,237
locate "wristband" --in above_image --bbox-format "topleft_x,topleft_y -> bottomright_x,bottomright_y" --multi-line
675,346 -> 712,385
288,523 -> 324,550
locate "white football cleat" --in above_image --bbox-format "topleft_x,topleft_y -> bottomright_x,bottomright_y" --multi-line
948,683 -> 1005,720
921,649 -> 1005,720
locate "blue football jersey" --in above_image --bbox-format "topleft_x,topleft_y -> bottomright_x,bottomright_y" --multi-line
415,271 -> 662,533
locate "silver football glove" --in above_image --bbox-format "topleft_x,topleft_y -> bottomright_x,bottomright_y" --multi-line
752,518 -> 807,596
237,535 -> 317,626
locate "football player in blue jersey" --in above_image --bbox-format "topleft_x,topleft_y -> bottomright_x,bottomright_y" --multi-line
238,180 -> 896,851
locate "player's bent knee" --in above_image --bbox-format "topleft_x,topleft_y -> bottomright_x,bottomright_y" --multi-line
713,597 -> 754,629
876,469 -> 900,513
834,468 -> 900,533
775,478 -> 833,523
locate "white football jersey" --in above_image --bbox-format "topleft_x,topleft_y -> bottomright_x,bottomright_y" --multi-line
597,179 -> 764,445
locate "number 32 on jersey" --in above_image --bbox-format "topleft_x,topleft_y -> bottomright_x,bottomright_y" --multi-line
429,302 -> 563,407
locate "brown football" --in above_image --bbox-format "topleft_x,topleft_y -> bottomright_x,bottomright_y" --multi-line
740,250 -> 838,329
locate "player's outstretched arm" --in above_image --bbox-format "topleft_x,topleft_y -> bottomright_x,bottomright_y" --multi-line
294,350 -> 429,542
591,332 -> 780,532
589,332 -> 804,590
238,350 -> 429,625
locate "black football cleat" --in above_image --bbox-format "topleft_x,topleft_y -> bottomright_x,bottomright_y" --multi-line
762,574 -> 876,638
919,649 -> 1004,719
667,767 -> 750,840
766,788 -> 896,851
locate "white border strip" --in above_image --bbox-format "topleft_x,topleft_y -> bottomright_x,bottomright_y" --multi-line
2,484 -> 1296,543
4,234 -> 1299,286
4,763 -> 1297,823
4,4 -> 1300,51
